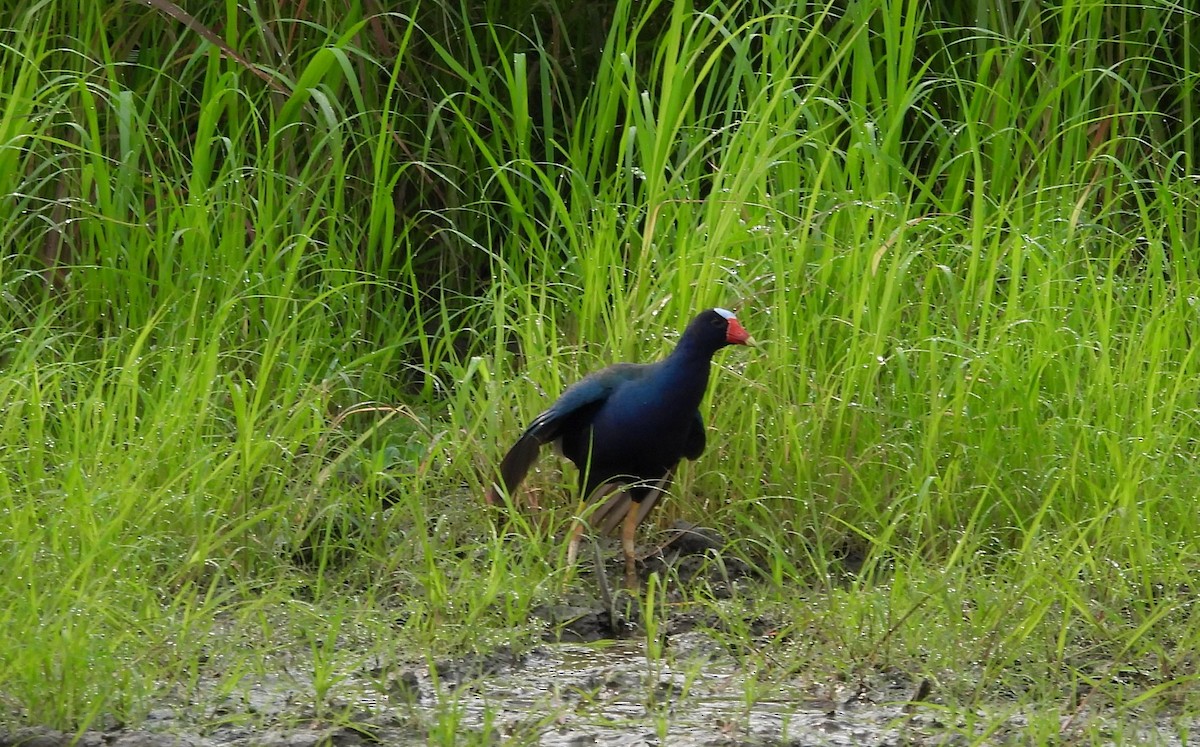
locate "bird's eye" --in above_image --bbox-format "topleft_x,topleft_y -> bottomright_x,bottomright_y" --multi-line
711,316 -> 724,327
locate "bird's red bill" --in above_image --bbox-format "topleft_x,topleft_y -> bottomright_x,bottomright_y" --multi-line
726,317 -> 753,345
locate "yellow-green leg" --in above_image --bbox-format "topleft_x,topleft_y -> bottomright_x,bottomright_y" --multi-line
562,501 -> 587,590
622,499 -> 640,590
563,483 -> 620,590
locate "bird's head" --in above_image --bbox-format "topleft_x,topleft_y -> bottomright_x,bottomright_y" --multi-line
684,307 -> 756,350
712,307 -> 755,346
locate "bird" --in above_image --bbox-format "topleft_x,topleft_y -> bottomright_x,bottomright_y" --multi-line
485,308 -> 755,588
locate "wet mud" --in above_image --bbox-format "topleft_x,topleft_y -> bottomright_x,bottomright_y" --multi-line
7,638 -> 1187,746
2,523 -> 1191,746
0,641 -> 947,747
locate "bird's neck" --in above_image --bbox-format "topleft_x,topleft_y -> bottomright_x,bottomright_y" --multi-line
667,334 -> 722,367
660,339 -> 716,392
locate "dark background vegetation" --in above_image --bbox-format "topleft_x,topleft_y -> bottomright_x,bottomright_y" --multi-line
13,1 -> 1198,347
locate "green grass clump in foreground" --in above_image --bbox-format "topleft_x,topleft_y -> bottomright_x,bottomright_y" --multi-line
1,0 -> 1200,742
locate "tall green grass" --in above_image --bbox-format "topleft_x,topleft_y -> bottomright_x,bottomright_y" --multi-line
1,0 -> 1199,740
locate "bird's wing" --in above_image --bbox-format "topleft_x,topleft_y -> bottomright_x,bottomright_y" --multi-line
487,364 -> 644,503
683,409 -> 706,460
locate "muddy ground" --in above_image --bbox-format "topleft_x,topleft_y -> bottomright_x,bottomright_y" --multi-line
0,639 -> 963,747
1,523 -> 1191,746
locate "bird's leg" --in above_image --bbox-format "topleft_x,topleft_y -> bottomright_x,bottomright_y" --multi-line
635,471 -> 674,526
622,499 -> 640,590
563,483 -> 619,591
563,510 -> 586,588
622,474 -> 672,588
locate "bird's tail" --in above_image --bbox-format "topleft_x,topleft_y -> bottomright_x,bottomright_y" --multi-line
484,432 -> 543,506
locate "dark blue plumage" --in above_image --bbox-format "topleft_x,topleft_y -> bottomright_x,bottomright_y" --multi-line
486,308 -> 754,586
